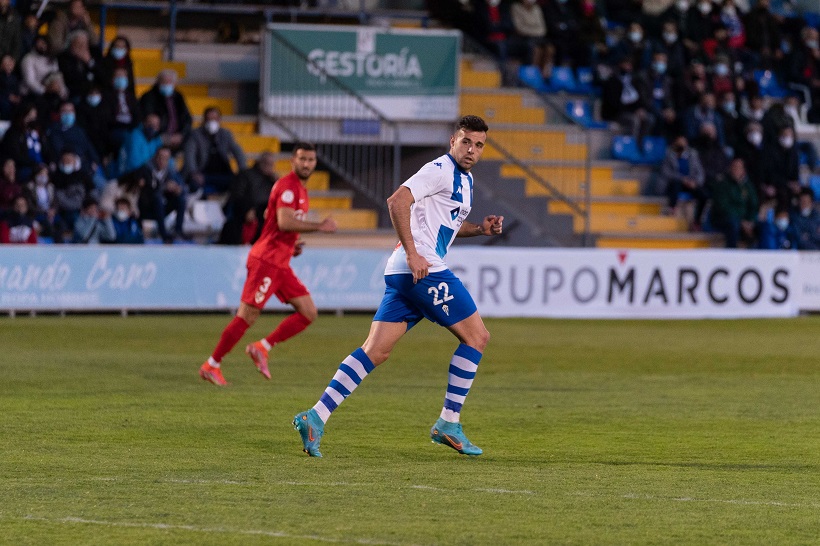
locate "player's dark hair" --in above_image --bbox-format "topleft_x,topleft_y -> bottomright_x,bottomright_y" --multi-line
292,141 -> 316,155
457,115 -> 488,134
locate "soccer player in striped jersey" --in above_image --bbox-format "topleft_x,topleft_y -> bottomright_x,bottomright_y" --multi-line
294,115 -> 503,457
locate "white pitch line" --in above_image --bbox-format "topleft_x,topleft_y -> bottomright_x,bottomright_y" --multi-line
620,493 -> 820,509
18,515 -> 410,546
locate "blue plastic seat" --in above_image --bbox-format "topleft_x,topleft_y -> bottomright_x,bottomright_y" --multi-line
565,100 -> 607,128
641,136 -> 667,164
612,135 -> 642,162
809,175 -> 820,199
549,66 -> 579,93
754,70 -> 788,98
575,66 -> 596,94
518,65 -> 549,92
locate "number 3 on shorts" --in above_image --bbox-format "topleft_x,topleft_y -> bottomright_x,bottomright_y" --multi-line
428,282 -> 455,306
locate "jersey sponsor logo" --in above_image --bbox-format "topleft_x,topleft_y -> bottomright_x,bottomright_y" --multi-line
450,206 -> 460,221
281,189 -> 295,204
434,162 -> 443,169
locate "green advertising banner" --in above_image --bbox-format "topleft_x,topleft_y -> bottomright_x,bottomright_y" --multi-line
262,24 -> 460,122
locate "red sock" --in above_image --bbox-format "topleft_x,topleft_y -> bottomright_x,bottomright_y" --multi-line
211,316 -> 250,363
264,313 -> 312,347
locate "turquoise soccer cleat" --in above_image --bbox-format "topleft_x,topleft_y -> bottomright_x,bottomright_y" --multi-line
430,418 -> 483,456
293,409 -> 324,457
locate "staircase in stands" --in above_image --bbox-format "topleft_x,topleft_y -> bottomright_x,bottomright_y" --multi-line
460,57 -> 724,249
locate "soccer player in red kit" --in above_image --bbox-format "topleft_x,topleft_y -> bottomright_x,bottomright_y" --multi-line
200,142 -> 337,386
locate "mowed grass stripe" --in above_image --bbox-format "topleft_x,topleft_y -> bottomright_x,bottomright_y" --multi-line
1,315 -> 820,544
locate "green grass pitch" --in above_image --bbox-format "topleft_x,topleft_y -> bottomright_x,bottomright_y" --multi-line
2,314 -> 820,544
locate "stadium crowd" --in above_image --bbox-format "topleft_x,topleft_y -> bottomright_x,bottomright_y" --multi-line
1,0 -> 819,250
0,0 -> 272,246
432,0 -> 820,249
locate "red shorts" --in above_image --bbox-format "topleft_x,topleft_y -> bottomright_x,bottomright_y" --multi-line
241,256 -> 309,309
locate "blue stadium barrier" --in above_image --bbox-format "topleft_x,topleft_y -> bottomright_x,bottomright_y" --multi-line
612,135 -> 667,164
565,100 -> 607,128
804,11 -> 820,29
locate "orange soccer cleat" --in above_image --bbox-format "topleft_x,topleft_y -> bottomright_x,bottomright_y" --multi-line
245,341 -> 271,380
199,362 -> 227,386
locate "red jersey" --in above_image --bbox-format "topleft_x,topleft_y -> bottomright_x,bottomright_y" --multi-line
247,171 -> 309,268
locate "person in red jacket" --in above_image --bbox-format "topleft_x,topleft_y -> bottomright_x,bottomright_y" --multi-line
199,142 -> 337,386
0,195 -> 38,244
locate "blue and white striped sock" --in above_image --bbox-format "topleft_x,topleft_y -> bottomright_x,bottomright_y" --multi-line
313,348 -> 375,423
440,344 -> 482,423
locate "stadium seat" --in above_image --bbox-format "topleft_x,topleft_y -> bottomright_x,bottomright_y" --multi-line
565,100 -> 607,128
641,136 -> 667,164
574,67 -> 596,94
611,135 -> 642,162
547,66 -> 579,93
754,70 -> 788,98
518,65 -> 549,92
810,175 -> 820,199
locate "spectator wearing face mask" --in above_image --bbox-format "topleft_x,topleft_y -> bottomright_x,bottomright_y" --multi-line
683,0 -> 719,56
735,121 -> 765,195
182,106 -> 246,195
111,196 -> 143,244
660,0 -> 693,47
47,101 -> 100,180
101,36 -> 135,94
758,204 -> 798,250
0,195 -> 37,244
717,91 -> 745,155
761,126 -> 799,210
103,66 -> 141,162
53,147 -> 95,236
118,113 -> 163,177
709,53 -> 736,97
139,69 -> 191,150
652,21 -> 687,80
611,22 -> 652,72
76,85 -> 109,161
638,51 -> 678,139
792,188 -> 820,250
719,0 -> 746,49
740,93 -> 766,124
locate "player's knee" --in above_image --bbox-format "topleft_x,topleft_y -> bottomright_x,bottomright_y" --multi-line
362,345 -> 390,366
299,308 -> 318,323
469,328 -> 490,352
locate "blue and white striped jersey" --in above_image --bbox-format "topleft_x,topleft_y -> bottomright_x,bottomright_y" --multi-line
385,153 -> 474,275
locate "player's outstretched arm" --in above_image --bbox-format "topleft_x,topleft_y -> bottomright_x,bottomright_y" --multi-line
457,215 -> 504,237
277,207 -> 337,233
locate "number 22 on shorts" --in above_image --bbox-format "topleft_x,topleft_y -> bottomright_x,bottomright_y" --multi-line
428,282 -> 454,306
